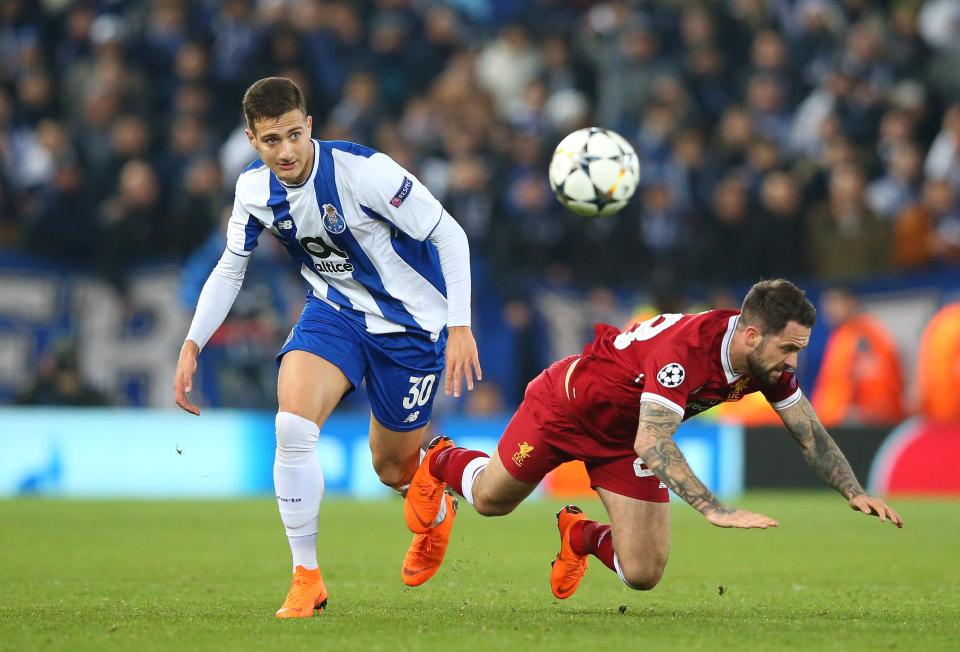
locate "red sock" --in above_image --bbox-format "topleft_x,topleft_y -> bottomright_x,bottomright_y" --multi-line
569,520 -> 616,571
429,446 -> 489,497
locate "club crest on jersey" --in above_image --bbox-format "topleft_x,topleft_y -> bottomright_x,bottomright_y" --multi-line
321,204 -> 346,234
512,441 -> 534,467
656,363 -> 685,388
390,176 -> 413,207
727,376 -> 751,401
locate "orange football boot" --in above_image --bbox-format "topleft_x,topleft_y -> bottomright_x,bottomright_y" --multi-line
550,505 -> 589,599
402,492 -> 458,587
275,565 -> 328,618
404,436 -> 454,534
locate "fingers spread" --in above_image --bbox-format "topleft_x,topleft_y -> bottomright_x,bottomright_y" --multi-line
452,360 -> 463,397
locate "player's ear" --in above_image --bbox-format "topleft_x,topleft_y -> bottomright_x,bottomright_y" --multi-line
245,127 -> 257,149
305,115 -> 313,132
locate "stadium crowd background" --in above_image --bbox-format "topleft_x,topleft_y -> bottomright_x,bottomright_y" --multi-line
1,0 -> 959,423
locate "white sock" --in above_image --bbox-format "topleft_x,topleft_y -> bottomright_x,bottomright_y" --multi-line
274,411 -> 323,572
289,532 -> 318,570
461,457 -> 489,507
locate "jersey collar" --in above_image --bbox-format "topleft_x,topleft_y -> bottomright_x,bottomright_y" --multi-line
721,314 -> 741,384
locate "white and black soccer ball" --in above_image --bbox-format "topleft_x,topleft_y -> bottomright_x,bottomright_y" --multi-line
548,127 -> 640,217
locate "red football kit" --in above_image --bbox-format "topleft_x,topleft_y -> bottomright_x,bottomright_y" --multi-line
496,310 -> 802,501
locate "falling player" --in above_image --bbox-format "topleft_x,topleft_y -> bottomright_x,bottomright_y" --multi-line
173,77 -> 481,617
403,279 -> 902,598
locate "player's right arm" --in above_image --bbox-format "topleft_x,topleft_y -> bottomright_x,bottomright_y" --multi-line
634,401 -> 779,529
174,194 -> 261,415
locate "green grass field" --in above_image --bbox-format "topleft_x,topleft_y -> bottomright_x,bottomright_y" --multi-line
1,493 -> 958,651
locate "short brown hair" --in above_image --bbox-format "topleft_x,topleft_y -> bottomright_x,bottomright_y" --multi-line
242,77 -> 306,132
740,279 -> 816,334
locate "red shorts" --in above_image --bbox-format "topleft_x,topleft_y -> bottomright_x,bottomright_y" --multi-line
496,355 -> 669,503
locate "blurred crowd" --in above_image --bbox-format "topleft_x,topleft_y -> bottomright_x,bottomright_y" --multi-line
3,0 -> 960,414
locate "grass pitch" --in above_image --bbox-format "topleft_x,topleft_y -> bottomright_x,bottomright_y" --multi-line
1,493 -> 957,651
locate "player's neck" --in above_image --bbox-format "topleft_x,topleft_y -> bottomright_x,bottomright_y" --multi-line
727,330 -> 748,376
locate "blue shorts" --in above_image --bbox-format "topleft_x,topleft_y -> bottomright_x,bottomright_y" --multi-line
277,295 -> 446,431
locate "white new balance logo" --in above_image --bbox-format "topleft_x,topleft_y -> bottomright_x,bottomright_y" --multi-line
276,219 -> 293,230
403,411 -> 420,424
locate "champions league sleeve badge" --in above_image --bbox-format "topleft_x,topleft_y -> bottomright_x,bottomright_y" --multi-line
322,203 -> 346,234
656,363 -> 686,388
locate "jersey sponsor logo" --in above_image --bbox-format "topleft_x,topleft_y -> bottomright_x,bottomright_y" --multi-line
512,441 -> 534,467
299,236 -> 353,274
687,399 -> 721,413
321,203 -> 346,234
390,176 -> 413,207
656,363 -> 685,388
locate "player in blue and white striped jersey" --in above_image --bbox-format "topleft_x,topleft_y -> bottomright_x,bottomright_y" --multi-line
173,77 -> 481,617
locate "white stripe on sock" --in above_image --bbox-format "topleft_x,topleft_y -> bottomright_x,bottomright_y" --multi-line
613,552 -> 639,589
461,457 -> 489,506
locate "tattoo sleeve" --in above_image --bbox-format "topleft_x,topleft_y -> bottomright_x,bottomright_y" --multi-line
634,401 -> 731,515
778,395 -> 866,499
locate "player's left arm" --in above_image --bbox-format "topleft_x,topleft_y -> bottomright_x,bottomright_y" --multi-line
778,395 -> 904,527
355,153 -> 481,397
428,212 -> 481,398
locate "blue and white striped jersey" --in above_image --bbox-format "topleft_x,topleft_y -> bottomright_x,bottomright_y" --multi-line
226,140 -> 449,339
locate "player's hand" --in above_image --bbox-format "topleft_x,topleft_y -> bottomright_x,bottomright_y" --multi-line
704,507 -> 779,529
173,340 -> 201,416
444,325 -> 482,398
848,494 -> 904,528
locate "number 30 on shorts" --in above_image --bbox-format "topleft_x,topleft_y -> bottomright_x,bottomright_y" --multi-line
402,374 -> 437,409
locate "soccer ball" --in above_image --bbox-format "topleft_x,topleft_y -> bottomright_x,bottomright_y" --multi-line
548,127 -> 640,217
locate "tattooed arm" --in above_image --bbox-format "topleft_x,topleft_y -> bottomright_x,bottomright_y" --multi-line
635,401 -> 778,529
777,395 -> 864,498
778,395 -> 904,527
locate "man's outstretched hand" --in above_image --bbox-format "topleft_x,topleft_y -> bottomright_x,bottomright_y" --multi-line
849,494 -> 904,528
705,507 -> 779,529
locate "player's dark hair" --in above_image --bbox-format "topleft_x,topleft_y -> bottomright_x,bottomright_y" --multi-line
242,77 -> 306,133
740,279 -> 816,334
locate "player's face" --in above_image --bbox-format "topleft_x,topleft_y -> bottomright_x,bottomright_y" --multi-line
246,110 -> 313,184
745,320 -> 810,387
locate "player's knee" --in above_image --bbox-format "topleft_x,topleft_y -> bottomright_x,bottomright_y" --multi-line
617,558 -> 664,591
275,411 -> 318,454
371,457 -> 413,489
472,492 -> 516,517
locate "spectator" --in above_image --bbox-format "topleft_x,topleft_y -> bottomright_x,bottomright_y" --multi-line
15,341 -> 109,407
811,287 -> 905,426
807,163 -> 891,280
916,302 -> 960,422
866,141 -> 923,220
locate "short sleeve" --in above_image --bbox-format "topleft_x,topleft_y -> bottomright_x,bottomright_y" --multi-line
225,194 -> 265,257
356,152 -> 444,241
762,370 -> 803,410
639,348 -> 706,418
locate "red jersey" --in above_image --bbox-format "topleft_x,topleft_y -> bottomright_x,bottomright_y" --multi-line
564,310 -> 802,448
